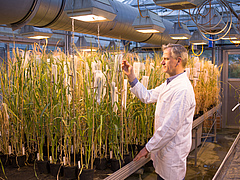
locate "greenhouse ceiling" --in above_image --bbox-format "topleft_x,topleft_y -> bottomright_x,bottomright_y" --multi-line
0,0 -> 239,47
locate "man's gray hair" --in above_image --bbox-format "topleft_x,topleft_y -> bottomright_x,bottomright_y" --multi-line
162,44 -> 188,67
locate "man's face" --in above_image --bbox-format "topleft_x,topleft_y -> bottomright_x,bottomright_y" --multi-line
161,48 -> 178,76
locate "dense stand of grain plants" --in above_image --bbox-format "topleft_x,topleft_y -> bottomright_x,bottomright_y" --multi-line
0,45 -> 221,175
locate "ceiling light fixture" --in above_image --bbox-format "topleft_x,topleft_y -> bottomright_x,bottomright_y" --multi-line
64,0 -> 116,22
132,9 -> 165,34
152,0 -> 205,10
169,22 -> 191,40
76,36 -> 99,51
221,24 -> 240,40
20,25 -> 52,39
190,30 -> 208,45
199,8 -> 225,32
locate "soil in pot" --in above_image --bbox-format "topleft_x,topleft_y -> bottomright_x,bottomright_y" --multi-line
94,157 -> 107,170
27,152 -> 36,164
36,160 -> 50,174
110,159 -> 123,172
123,154 -> 132,165
49,163 -> 62,177
79,168 -> 94,180
63,165 -> 78,180
10,155 -> 26,168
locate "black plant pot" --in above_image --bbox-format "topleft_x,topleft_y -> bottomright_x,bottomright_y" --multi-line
79,169 -> 94,180
94,157 -> 107,170
10,155 -> 26,168
49,163 -> 62,177
37,160 -> 50,174
110,159 -> 123,172
123,154 -> 132,165
0,154 -> 8,166
27,152 -> 36,164
63,165 -> 78,180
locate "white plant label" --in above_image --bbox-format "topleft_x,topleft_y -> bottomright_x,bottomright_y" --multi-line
110,151 -> 113,159
133,62 -> 140,79
78,161 -> 81,169
136,138 -> 138,145
82,148 -> 85,155
37,153 -> 40,161
150,63 -> 154,70
114,87 -> 118,113
50,156 -> 53,163
63,156 -> 67,166
52,64 -> 58,84
22,146 -> 25,155
9,145 -> 11,154
71,145 -> 74,154
111,82 -> 116,107
122,79 -> 128,110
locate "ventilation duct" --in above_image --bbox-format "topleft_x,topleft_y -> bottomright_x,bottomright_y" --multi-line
153,0 -> 205,10
0,0 -> 178,46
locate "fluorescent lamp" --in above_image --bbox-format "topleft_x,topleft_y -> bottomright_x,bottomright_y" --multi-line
65,0 -> 116,22
170,36 -> 189,40
136,29 -> 160,33
191,42 -> 208,45
70,15 -> 106,22
28,35 -> 51,39
80,49 -> 97,52
221,37 -> 238,40
132,9 -> 165,34
231,40 -> 240,44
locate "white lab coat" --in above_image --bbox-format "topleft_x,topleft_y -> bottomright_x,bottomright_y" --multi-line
130,72 -> 196,180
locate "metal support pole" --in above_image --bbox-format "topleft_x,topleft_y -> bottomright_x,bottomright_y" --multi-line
195,127 -> 198,166
214,112 -> 217,143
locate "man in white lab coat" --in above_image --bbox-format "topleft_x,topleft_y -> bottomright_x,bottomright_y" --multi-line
122,44 -> 196,180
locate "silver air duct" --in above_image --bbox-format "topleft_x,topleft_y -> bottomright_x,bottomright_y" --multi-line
0,0 -> 178,45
